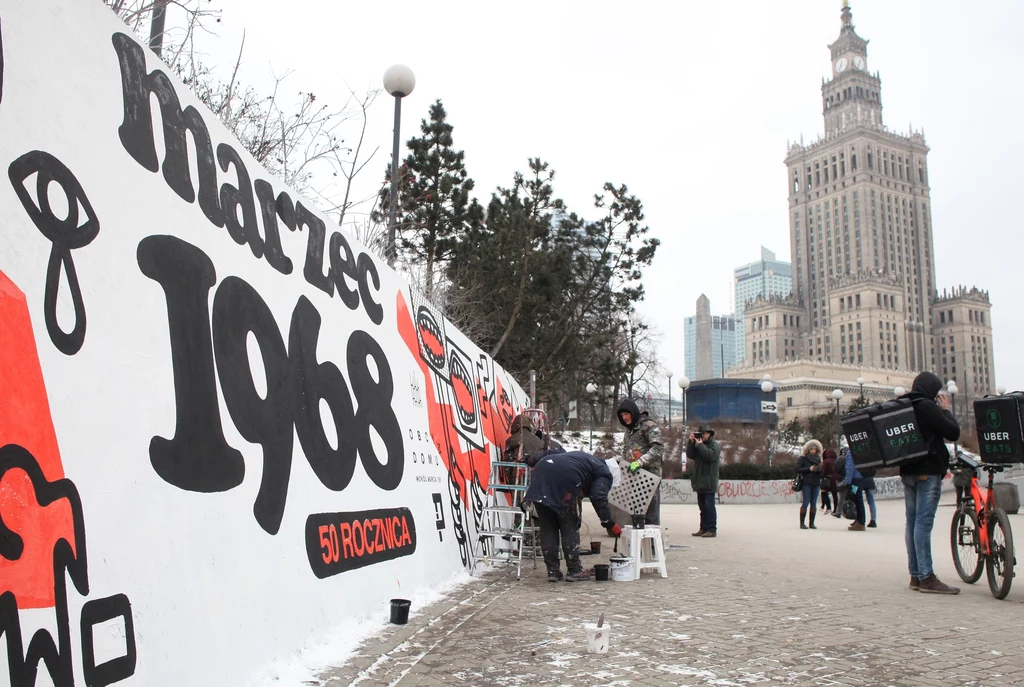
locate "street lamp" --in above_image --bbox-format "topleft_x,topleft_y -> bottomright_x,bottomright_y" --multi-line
997,385 -> 1006,395
382,64 -> 416,267
947,380 -> 960,456
831,388 -> 844,449
893,386 -> 906,398
666,370 -> 673,429
586,382 -> 597,451
761,379 -> 774,466
856,376 -> 865,401
678,376 -> 690,427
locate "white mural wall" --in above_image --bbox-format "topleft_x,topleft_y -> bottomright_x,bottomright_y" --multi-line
0,2 -> 527,685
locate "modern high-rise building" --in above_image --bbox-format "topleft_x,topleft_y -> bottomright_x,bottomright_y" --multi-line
734,247 -> 792,365
684,294 -> 739,381
731,2 -> 997,419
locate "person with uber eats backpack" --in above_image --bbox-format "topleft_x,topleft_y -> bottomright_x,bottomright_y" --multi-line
899,372 -> 961,595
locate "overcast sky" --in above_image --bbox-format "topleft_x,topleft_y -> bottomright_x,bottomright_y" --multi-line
185,0 -> 1024,396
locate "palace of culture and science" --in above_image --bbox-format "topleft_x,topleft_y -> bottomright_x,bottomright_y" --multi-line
731,2 -> 996,420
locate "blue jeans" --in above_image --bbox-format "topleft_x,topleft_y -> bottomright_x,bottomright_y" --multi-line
903,475 -> 943,579
801,483 -> 821,510
865,489 -> 877,522
697,491 -> 717,533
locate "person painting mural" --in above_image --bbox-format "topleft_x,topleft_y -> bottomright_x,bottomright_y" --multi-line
523,448 -> 622,582
616,398 -> 665,525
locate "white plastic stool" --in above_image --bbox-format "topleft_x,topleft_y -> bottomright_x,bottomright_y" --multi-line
622,525 -> 667,579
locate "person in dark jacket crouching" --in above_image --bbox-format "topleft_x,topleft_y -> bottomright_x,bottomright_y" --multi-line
524,449 -> 622,582
900,372 -> 961,594
797,440 -> 824,529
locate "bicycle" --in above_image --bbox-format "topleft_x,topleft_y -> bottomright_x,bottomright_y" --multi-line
950,452 -> 1017,599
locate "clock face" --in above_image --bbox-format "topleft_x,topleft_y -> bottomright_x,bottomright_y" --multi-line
836,57 -> 849,73
853,56 -> 865,70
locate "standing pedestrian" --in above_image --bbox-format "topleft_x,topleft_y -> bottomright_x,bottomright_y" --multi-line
687,425 -> 721,538
524,449 -> 622,582
832,447 -> 850,519
899,372 -> 961,594
820,447 -> 838,514
844,447 -> 867,531
617,398 -> 666,525
797,440 -> 824,529
861,467 -> 878,527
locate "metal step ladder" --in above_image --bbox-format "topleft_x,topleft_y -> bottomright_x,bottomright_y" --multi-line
472,410 -> 548,579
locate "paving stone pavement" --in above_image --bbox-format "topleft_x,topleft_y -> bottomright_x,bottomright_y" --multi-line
319,496 -> 1024,686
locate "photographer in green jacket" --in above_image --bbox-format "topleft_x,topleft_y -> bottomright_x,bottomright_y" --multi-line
687,425 -> 721,538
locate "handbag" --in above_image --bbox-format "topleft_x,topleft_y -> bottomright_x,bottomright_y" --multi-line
791,474 -> 803,492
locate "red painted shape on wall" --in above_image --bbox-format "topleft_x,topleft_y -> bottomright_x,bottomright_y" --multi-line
0,269 -> 76,608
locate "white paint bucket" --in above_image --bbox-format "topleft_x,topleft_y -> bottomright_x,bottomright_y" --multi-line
610,556 -> 635,582
583,622 -> 610,654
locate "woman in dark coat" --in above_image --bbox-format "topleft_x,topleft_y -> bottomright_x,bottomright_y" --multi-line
820,448 -> 839,514
797,440 -> 824,529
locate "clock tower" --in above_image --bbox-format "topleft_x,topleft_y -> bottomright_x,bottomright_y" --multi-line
822,1 -> 882,137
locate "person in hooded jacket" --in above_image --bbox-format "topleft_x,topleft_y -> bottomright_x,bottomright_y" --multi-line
797,440 -> 824,529
524,448 -> 622,582
617,398 -> 666,525
844,448 -> 867,531
820,447 -> 838,514
899,371 -> 961,595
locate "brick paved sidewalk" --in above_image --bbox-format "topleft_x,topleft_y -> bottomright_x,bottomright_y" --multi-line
320,497 -> 1024,686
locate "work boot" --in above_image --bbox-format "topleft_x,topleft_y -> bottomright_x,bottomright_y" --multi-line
691,529 -> 705,537
564,569 -> 586,583
917,575 -> 960,595
848,522 -> 866,531
800,508 -> 807,529
909,577 -> 920,591
547,569 -> 563,583
809,509 -> 817,529
868,520 -> 877,528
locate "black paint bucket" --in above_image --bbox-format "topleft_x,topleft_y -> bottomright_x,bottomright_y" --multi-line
631,515 -> 646,529
594,564 -> 610,581
591,541 -> 602,554
390,598 -> 411,625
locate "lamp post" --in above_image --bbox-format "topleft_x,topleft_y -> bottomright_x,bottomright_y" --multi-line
678,376 -> 690,428
997,385 -> 1006,395
894,385 -> 906,398
586,382 -> 597,451
948,380 -> 960,457
832,388 -> 844,449
761,378 -> 774,466
382,64 -> 416,267
856,376 -> 865,402
666,370 -> 673,429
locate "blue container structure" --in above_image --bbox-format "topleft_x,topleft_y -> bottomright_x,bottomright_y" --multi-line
685,379 -> 775,425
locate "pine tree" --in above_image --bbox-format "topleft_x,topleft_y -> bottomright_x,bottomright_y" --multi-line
374,99 -> 482,298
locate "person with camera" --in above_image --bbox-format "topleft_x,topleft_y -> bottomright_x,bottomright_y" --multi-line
617,398 -> 666,525
687,425 -> 721,538
899,372 -> 961,595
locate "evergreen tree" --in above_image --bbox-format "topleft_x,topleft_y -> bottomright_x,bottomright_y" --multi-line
373,99 -> 482,298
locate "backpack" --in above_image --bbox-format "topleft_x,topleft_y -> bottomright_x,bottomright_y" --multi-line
842,497 -> 857,520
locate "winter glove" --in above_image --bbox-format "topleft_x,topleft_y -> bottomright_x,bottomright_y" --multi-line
605,523 -> 622,537
628,460 -> 642,473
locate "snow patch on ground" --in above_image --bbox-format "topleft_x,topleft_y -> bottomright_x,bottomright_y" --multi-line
242,570 -> 474,687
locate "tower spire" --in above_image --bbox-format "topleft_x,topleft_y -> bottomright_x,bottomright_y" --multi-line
842,1 -> 852,27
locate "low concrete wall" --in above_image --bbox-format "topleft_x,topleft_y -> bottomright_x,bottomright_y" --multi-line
659,475 -> 956,505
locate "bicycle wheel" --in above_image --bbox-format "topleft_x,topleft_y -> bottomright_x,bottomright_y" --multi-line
986,509 -> 1015,600
950,507 -> 983,583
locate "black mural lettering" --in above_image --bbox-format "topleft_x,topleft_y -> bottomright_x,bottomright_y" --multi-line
328,231 -> 360,310
347,331 -> 403,490
137,235 -> 244,492
304,508 -> 416,578
212,277 -> 293,535
253,179 -> 293,275
80,594 -> 136,687
295,202 -> 334,296
289,296 -> 357,490
111,33 -> 223,226
8,151 -> 100,355
217,144 -> 260,254
357,252 -> 384,325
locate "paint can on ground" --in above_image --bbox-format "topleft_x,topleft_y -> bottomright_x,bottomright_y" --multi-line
389,598 -> 411,624
590,541 -> 602,554
609,556 -> 635,582
583,622 -> 611,654
593,564 -> 610,581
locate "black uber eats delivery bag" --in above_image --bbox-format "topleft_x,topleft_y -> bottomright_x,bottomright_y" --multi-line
841,398 -> 928,468
973,392 -> 1024,464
